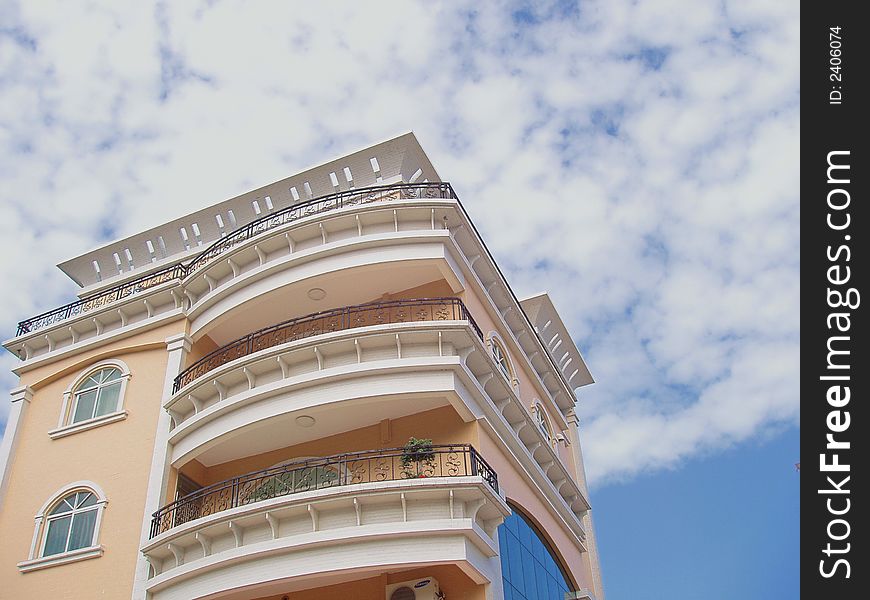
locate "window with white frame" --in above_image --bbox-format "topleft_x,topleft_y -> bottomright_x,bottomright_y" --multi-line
534,403 -> 552,441
19,483 -> 108,572
70,367 -> 124,424
42,491 -> 100,557
491,338 -> 512,380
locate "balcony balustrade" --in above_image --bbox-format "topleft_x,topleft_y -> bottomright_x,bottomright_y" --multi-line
173,297 -> 481,393
15,182 -> 456,337
150,444 -> 497,538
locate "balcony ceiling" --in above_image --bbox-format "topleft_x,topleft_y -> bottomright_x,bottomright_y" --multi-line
193,394 -> 449,467
204,262 -> 448,346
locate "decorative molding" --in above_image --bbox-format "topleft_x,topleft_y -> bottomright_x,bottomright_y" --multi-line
17,545 -> 104,573
48,410 -> 128,439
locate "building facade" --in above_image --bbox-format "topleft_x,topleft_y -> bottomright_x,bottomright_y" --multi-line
0,134 -> 604,600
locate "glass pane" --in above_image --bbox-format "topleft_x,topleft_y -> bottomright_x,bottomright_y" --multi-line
95,382 -> 121,416
498,508 -> 574,599
78,492 -> 97,508
102,368 -> 122,382
81,374 -> 101,389
73,389 -> 98,422
521,547 -> 536,598
49,498 -> 73,515
548,575 -> 560,599
535,561 -> 548,599
508,533 -> 524,592
68,509 -> 97,551
502,579 -> 513,600
504,511 -> 519,535
43,516 -> 72,556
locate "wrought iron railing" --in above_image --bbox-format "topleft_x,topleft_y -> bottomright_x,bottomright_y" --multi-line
16,182 -> 456,337
150,444 -> 498,538
173,297 -> 481,393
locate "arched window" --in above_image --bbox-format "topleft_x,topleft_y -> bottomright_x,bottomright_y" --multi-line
534,404 -> 551,441
42,491 -> 100,556
498,505 -> 574,599
71,367 -> 123,424
490,336 -> 513,381
52,361 -> 131,438
19,483 -> 107,572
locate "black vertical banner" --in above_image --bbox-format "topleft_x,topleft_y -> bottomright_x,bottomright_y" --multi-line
804,3 -> 867,597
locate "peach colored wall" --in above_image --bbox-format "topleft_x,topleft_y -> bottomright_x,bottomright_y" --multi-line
180,405 -> 477,488
478,426 -> 593,592
253,564 -> 485,600
185,333 -> 218,369
385,278 -> 456,301
0,320 -> 184,599
459,288 -> 579,470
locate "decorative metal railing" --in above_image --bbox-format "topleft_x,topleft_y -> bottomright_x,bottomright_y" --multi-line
172,297 -> 481,393
150,444 -> 498,538
16,182 -> 456,337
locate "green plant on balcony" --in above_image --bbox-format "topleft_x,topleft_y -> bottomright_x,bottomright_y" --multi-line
401,437 -> 436,479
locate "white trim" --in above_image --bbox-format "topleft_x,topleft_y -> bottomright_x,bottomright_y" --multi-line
54,360 -> 131,436
26,482 -> 109,566
487,332 -> 519,391
0,386 -> 33,509
532,402 -> 553,443
10,307 -> 185,376
17,545 -> 104,573
35,480 -> 109,516
48,410 -> 129,439
131,333 -> 192,600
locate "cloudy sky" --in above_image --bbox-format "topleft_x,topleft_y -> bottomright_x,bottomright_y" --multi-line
1,1 -> 798,598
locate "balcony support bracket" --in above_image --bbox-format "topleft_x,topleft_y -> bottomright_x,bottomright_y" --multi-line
229,521 -> 243,548
308,504 -> 319,532
195,532 -> 211,557
265,512 -> 279,539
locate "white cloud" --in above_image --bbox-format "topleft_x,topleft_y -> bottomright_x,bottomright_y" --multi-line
0,0 -> 799,488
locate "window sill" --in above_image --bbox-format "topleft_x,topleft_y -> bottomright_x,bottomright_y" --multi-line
48,411 -> 128,439
18,545 -> 103,573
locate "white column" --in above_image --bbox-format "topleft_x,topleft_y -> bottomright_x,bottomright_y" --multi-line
131,333 -> 191,600
565,408 -> 605,600
0,386 -> 34,508
564,408 -> 590,497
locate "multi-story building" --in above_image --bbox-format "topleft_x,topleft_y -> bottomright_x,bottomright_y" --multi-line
0,134 -> 604,600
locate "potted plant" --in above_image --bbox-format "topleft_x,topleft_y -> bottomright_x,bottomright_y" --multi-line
401,437 -> 436,479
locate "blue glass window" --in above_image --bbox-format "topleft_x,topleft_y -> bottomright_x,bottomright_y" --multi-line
498,508 -> 573,599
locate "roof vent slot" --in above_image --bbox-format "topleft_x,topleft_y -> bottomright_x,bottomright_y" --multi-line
409,167 -> 423,183
290,186 -> 300,202
252,200 -> 262,215
179,227 -> 191,251
329,171 -> 340,191
303,181 -> 313,199
215,214 -> 226,235
112,252 -> 123,275
343,167 -> 353,187
92,260 -> 102,282
157,236 -> 168,258
226,210 -> 238,228
146,240 -> 157,263
264,195 -> 274,210
370,157 -> 382,183
124,248 -> 135,269
191,222 -> 203,246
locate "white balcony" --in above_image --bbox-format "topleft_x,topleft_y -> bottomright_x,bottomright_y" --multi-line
142,468 -> 508,600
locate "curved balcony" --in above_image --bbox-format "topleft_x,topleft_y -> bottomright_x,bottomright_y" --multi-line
151,444 -> 497,537
14,182 -> 456,337
175,297 -> 480,393
142,446 -> 507,600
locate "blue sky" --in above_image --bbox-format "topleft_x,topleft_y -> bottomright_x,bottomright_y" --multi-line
0,2 -> 799,598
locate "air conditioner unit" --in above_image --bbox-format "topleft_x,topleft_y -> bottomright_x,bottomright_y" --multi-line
385,576 -> 444,600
